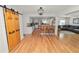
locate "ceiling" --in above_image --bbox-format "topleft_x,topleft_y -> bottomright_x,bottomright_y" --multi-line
7,5 -> 79,16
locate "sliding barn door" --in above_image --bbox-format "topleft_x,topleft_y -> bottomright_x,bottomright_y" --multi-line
11,12 -> 18,49
4,9 -> 15,51
4,8 -> 20,52
15,13 -> 20,44
13,12 -> 20,46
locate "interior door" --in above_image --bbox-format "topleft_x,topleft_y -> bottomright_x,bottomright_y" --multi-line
15,13 -> 20,43
4,9 -> 14,51
11,11 -> 18,48
4,8 -> 20,52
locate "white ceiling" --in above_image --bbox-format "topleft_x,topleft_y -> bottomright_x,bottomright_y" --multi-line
7,5 -> 79,16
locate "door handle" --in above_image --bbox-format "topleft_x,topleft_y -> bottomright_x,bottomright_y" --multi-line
9,30 -> 15,34
16,29 -> 20,32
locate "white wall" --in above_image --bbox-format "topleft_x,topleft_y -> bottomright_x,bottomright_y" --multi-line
55,17 -> 58,36
19,15 -> 24,39
0,7 -> 8,53
69,17 -> 79,26
67,11 -> 79,26
22,14 -> 31,35
58,17 -> 70,25
58,17 -> 79,26
65,6 -> 79,26
58,16 -> 79,26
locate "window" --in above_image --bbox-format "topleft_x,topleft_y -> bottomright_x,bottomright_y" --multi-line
59,20 -> 65,25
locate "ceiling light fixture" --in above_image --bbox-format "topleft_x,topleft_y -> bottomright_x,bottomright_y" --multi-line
37,7 -> 44,15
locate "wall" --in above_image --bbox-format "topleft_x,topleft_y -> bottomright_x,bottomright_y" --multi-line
0,7 -> 8,53
58,17 -> 70,25
55,17 -> 58,36
19,15 -> 24,39
67,12 -> 79,26
58,16 -> 79,26
65,6 -> 79,26
65,17 -> 70,25
69,17 -> 79,26
22,14 -> 31,35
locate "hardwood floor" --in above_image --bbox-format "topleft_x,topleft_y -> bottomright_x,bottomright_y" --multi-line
11,29 -> 79,53
59,34 -> 79,53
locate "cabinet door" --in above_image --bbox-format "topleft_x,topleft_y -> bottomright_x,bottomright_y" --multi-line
4,9 -> 14,51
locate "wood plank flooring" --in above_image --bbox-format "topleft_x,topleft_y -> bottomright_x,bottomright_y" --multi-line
11,29 -> 79,53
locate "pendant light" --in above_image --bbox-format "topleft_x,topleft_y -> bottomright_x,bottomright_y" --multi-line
37,7 -> 44,15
